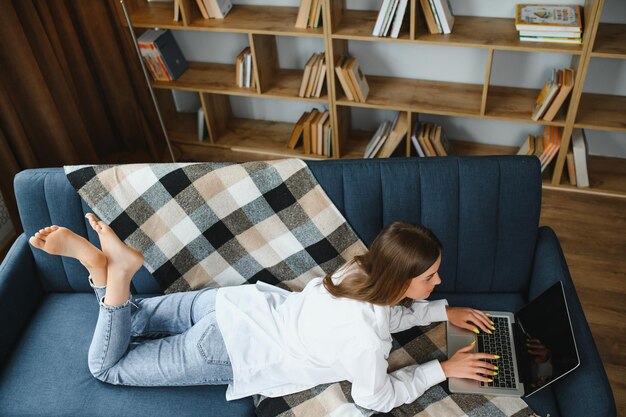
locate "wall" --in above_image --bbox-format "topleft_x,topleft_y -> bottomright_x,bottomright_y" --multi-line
171,0 -> 626,157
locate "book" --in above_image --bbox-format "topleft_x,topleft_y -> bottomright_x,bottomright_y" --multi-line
378,112 -> 409,157
334,56 -> 355,101
195,0 -> 209,19
515,4 -> 582,32
430,0 -> 454,34
244,52 -> 252,88
368,122 -> 392,158
308,0 -> 319,28
430,125 -> 451,156
312,0 -> 323,28
382,0 -> 400,37
295,0 -> 313,29
428,0 -> 443,33
137,29 -> 188,81
299,53 -> 320,97
531,68 -> 561,121
571,128 -> 589,187
519,30 -> 581,38
313,60 -> 327,98
519,36 -> 582,44
410,121 -> 425,157
540,126 -> 561,172
317,111 -> 329,155
543,67 -> 574,121
206,0 -> 232,19
302,109 -> 319,154
308,55 -> 325,98
287,112 -> 310,149
517,134 -> 533,156
341,57 -> 361,101
373,0 -> 393,36
346,57 -> 370,102
364,122 -> 389,158
420,0 -> 440,34
174,0 -> 180,21
390,0 -> 409,38
197,107 -> 208,141
309,110 -> 324,154
566,150 -> 577,186
235,49 -> 245,87
418,123 -> 437,156
323,117 -> 332,157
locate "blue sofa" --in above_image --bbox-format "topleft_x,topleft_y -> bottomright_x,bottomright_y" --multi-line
0,157 -> 615,416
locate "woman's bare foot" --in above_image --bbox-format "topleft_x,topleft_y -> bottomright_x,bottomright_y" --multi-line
86,214 -> 143,306
28,226 -> 107,280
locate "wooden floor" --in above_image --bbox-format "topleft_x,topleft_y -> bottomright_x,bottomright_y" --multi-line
3,145 -> 624,415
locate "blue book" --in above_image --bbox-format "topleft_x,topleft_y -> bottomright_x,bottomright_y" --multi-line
139,29 -> 188,81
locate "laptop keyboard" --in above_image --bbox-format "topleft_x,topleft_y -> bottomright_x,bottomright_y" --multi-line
477,316 -> 517,389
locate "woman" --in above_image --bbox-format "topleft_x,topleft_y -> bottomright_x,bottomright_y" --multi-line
29,217 -> 497,413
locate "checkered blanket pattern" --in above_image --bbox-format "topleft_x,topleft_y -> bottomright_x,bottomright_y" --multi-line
254,323 -> 537,417
64,159 -> 367,294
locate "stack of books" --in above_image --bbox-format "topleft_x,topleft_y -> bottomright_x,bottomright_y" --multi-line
410,120 -> 451,157
531,67 -> 575,121
516,126 -> 562,173
287,109 -> 332,156
371,0 -> 410,38
295,0 -> 324,29
334,56 -> 370,102
419,0 -> 455,34
138,29 -> 188,82
568,128 -> 589,187
299,53 -> 327,98
364,112 -> 409,158
194,0 -> 232,19
515,4 -> 583,44
235,47 -> 256,89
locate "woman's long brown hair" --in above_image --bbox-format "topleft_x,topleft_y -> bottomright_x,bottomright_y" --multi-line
323,222 -> 442,306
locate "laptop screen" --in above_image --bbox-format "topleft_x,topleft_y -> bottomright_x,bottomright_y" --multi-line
514,281 -> 580,396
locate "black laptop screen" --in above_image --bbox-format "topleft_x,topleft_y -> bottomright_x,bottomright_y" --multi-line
514,281 -> 580,396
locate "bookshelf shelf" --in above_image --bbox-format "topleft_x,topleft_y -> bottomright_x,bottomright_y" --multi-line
591,23 -> 626,59
123,0 -> 625,199
485,86 -> 568,126
336,76 -> 483,117
575,93 -> 626,132
413,16 -> 584,54
188,5 -> 324,37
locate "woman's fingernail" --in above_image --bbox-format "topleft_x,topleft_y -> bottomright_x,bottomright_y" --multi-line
494,355 -> 500,359
471,340 -> 476,345
490,320 -> 495,325
487,330 -> 492,334
491,326 -> 496,331
494,366 -> 499,370
493,372 -> 498,376
473,328 -> 480,334
488,379 -> 493,382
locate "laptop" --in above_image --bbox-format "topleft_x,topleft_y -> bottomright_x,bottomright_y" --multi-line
446,281 -> 580,397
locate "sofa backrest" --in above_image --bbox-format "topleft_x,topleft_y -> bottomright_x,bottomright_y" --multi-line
15,156 -> 541,295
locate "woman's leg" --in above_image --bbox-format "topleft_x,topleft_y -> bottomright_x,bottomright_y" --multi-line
85,217 -> 232,386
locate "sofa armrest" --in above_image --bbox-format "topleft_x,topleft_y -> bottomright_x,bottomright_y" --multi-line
0,234 -> 43,365
529,226 -> 616,417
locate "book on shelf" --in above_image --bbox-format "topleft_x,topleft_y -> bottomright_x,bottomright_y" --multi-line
517,134 -> 534,156
316,111 -> 330,155
287,112 -> 310,149
203,0 -> 232,19
322,117 -> 332,157
343,57 -> 370,103
197,107 -> 208,141
294,0 -> 322,29
378,112 -> 409,158
519,36 -> 582,44
390,0 -> 409,38
174,0 -> 180,21
307,55 -> 324,97
531,68 -> 562,121
410,119 -> 426,157
137,29 -> 188,82
431,125 -> 451,156
334,56 -> 356,101
517,127 -> 562,173
299,53 -> 320,97
571,128 -> 589,187
430,0 -> 455,34
419,0 -> 440,34
416,123 -> 436,157
542,67 -> 574,121
235,47 -> 255,89
566,150 -> 577,186
302,109 -> 319,154
372,0 -> 409,38
299,53 -> 326,98
373,0 -> 392,37
195,0 -> 209,19
515,4 -> 582,32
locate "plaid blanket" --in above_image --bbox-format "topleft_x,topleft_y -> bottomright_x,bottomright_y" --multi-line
65,159 -> 366,293
254,323 -> 537,417
65,159 -> 536,416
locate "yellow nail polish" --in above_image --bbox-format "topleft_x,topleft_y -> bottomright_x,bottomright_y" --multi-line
471,340 -> 476,345
487,329 -> 492,334
488,379 -> 493,382
491,326 -> 496,331
493,372 -> 498,376
494,355 -> 500,359
494,366 -> 499,370
490,320 -> 495,325
472,328 -> 480,334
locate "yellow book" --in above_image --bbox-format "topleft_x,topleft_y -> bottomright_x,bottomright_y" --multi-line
287,112 -> 310,149
515,4 -> 582,32
334,56 -> 355,101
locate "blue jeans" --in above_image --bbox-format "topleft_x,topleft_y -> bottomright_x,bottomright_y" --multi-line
87,277 -> 233,386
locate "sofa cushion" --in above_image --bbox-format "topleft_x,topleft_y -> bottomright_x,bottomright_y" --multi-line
0,293 -> 254,417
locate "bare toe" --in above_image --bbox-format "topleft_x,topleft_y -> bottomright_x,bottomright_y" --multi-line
29,235 -> 44,250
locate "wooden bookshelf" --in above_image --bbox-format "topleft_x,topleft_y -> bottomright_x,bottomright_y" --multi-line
122,0 -> 626,198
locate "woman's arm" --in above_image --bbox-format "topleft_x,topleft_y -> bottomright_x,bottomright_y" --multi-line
389,300 -> 448,333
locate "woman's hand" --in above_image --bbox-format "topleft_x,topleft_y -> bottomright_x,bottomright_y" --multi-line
440,342 -> 498,382
446,306 -> 494,334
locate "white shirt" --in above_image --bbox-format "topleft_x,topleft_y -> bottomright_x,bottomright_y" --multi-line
215,275 -> 449,413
